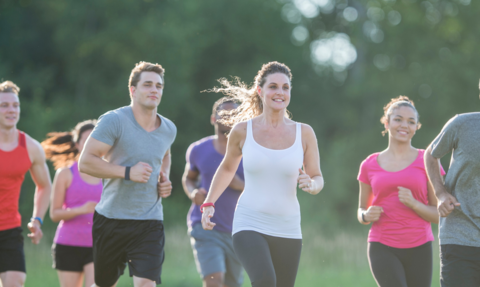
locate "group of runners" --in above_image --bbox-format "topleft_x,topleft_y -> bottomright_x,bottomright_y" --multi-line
0,60 -> 478,287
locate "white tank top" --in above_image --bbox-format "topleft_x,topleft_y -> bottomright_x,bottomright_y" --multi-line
232,119 -> 303,239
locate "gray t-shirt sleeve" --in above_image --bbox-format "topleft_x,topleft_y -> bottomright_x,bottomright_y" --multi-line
91,111 -> 121,146
431,115 -> 459,159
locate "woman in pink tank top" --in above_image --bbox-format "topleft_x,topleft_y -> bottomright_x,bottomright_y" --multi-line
357,96 -> 444,287
42,120 -> 102,287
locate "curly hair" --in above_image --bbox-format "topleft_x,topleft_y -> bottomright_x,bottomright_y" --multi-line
41,120 -> 96,169
380,95 -> 421,136
206,61 -> 293,127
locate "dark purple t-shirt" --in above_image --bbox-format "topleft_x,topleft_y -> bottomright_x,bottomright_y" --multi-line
186,136 -> 244,233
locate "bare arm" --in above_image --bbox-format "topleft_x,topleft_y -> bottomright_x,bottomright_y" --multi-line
79,137 -> 152,183
158,150 -> 173,198
358,181 -> 383,225
298,124 -> 324,195
78,137 -> 125,179
425,146 -> 459,217
182,164 -> 206,205
50,168 -> 96,222
398,183 -> 439,224
202,123 -> 245,229
26,138 -> 52,244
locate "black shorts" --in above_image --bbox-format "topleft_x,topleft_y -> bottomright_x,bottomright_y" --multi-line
0,227 -> 26,273
52,243 -> 93,272
440,244 -> 480,287
92,212 -> 165,287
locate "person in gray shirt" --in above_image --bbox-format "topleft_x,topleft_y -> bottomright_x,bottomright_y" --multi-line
425,89 -> 480,287
79,61 -> 176,287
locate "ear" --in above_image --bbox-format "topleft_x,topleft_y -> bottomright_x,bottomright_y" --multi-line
210,114 -> 216,126
257,86 -> 262,98
130,86 -> 136,98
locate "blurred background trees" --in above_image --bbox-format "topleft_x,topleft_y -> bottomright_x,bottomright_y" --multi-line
1,0 -> 479,230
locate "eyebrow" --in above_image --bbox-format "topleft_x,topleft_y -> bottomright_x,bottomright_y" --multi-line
143,81 -> 163,86
394,115 -> 416,120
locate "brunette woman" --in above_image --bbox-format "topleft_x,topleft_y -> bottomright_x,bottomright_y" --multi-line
357,96 -> 444,287
201,61 -> 324,287
42,120 -> 102,287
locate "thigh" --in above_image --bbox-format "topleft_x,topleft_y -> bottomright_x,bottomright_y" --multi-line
368,242 -> 407,287
83,262 -> 95,287
57,270 -> 84,287
126,220 -> 165,285
402,242 -> 432,287
233,231 -> 276,287
0,271 -> 26,287
190,224 -> 226,278
0,227 -> 26,273
92,212 -> 127,287
440,244 -> 480,287
267,235 -> 302,287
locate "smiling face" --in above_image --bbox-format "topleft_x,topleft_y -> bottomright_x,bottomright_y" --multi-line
385,105 -> 419,142
257,73 -> 291,112
130,71 -> 164,110
0,92 -> 20,129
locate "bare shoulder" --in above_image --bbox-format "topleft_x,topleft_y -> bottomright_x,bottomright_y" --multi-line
230,121 -> 248,138
55,166 -> 73,180
299,123 -> 317,139
25,133 -> 46,163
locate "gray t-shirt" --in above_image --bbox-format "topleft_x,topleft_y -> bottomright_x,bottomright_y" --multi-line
431,112 -> 480,247
91,106 -> 177,220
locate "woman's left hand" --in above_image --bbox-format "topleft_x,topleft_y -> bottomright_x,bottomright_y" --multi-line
398,186 -> 418,209
298,168 -> 315,194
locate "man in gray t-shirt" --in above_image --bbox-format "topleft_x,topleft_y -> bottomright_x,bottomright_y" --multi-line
79,61 -> 176,287
425,109 -> 480,286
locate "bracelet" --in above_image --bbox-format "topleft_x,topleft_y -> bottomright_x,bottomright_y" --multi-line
200,202 -> 215,213
125,166 -> 131,181
31,217 -> 43,225
361,212 -> 368,223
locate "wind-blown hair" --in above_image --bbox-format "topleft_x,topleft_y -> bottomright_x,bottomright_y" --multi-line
207,61 -> 292,127
41,120 -> 96,169
380,95 -> 421,136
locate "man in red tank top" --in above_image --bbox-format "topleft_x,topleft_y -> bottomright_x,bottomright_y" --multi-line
0,81 -> 52,287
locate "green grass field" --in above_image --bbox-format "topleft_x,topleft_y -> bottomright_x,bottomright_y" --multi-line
21,226 -> 441,287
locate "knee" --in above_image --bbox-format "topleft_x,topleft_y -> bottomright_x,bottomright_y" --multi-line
204,273 -> 223,287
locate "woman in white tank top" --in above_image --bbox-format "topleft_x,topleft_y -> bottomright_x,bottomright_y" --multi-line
201,62 -> 324,287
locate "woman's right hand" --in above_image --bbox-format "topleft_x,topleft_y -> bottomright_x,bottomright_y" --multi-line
201,206 -> 216,230
79,201 -> 97,214
364,206 -> 383,222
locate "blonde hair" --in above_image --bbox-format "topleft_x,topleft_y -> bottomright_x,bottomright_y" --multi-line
207,61 -> 293,127
380,95 -> 421,136
0,81 -> 20,95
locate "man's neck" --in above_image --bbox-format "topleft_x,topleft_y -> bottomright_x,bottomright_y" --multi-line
213,131 -> 228,155
131,104 -> 159,132
0,126 -> 17,144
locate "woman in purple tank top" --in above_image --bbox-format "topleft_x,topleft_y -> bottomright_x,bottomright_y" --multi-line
42,120 -> 102,287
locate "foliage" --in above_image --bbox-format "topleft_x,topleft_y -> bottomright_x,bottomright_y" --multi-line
1,0 -> 479,231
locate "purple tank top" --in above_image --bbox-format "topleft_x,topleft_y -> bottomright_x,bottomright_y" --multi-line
54,162 -> 102,247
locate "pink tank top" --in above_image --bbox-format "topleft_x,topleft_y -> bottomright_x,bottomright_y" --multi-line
54,162 -> 102,247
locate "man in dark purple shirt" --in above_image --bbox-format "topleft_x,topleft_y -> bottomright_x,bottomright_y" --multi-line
182,98 -> 244,287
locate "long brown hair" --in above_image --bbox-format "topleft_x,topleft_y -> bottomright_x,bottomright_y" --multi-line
380,95 -> 421,136
41,120 -> 96,169
207,61 -> 293,127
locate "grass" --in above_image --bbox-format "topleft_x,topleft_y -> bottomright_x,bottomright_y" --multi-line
20,225 -> 441,287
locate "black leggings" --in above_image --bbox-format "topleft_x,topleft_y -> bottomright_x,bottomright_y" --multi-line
368,242 -> 432,287
232,231 -> 302,287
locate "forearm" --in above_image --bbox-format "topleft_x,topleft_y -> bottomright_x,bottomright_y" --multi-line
228,174 -> 244,191
50,207 -> 84,222
32,185 -> 51,221
205,166 -> 236,204
160,152 -> 171,178
182,178 -> 197,198
79,153 -> 125,179
357,208 -> 369,225
411,203 -> 439,224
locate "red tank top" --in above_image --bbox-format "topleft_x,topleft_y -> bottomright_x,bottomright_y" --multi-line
0,131 -> 32,231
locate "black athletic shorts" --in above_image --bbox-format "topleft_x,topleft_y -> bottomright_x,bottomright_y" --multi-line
0,227 -> 26,273
92,212 -> 165,287
52,243 -> 93,272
